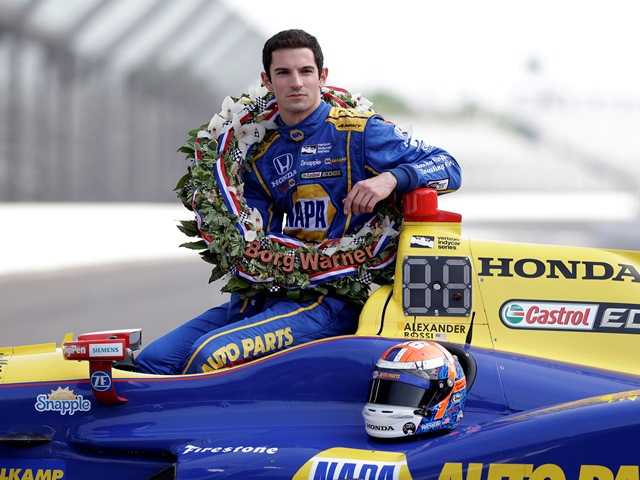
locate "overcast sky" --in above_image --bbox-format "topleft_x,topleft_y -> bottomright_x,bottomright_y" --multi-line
225,0 -> 640,108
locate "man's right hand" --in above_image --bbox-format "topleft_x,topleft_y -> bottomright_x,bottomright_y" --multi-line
343,172 -> 397,215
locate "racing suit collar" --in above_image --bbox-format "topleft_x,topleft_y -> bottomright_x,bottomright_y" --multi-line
276,101 -> 331,142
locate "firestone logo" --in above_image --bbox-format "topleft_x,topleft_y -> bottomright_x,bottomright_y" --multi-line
500,301 -> 597,331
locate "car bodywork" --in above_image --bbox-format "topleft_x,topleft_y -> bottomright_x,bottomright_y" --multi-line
1,189 -> 639,479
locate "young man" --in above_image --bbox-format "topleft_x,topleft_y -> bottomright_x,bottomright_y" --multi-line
136,29 -> 461,375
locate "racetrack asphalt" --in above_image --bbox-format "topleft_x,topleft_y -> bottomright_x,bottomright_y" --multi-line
1,257 -> 228,348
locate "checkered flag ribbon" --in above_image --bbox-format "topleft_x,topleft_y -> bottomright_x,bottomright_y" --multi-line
359,270 -> 373,285
260,238 -> 270,249
230,146 -> 243,163
353,237 -> 366,247
269,285 -> 280,293
254,96 -> 270,112
238,210 -> 249,222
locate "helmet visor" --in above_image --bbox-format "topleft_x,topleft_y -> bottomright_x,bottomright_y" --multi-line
368,378 -> 451,409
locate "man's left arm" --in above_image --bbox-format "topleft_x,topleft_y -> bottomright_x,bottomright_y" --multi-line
343,117 -> 461,215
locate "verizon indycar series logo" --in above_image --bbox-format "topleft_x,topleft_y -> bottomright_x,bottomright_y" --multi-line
501,300 -> 640,333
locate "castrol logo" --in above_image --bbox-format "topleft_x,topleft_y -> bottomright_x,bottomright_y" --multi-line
500,301 -> 598,331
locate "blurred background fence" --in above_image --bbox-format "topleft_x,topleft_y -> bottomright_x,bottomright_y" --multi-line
0,0 -> 264,201
1,0 -> 639,244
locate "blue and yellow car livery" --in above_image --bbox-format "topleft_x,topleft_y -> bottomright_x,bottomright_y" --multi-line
1,189 -> 639,479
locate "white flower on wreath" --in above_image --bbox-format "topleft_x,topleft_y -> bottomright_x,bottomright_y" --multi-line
247,84 -> 269,100
239,95 -> 254,106
325,236 -> 356,256
381,215 -> 399,238
247,207 -> 263,231
338,236 -> 356,250
243,208 -> 263,241
323,246 -> 337,256
237,142 -> 249,158
258,117 -> 278,131
354,224 -> 373,239
220,96 -> 245,120
254,108 -> 278,130
353,93 -> 373,113
235,123 -> 266,147
207,113 -> 227,138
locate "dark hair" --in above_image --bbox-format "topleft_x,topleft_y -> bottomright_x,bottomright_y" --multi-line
262,29 -> 324,80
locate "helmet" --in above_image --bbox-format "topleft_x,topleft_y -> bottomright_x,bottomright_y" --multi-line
363,341 -> 467,439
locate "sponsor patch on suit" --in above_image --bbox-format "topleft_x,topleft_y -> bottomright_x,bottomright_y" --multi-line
300,170 -> 342,180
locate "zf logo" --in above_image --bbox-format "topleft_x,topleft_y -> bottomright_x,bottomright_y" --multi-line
273,153 -> 293,175
91,371 -> 112,392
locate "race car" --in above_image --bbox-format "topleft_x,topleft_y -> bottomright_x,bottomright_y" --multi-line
1,188 -> 639,480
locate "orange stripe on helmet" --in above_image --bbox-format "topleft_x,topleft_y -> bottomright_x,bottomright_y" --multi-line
453,378 -> 466,393
434,391 -> 452,420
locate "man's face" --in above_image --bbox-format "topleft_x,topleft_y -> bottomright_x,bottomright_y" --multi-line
261,48 -> 328,125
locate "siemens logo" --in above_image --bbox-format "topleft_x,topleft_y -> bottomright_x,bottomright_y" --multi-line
89,343 -> 123,357
478,257 -> 640,282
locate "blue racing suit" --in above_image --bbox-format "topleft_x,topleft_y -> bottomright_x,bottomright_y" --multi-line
136,101 -> 461,375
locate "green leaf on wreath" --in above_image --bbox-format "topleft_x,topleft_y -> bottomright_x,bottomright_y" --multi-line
180,240 -> 208,250
187,126 -> 205,137
174,173 -> 191,191
199,251 -> 218,266
286,290 -> 302,301
208,268 -> 225,283
177,220 -> 199,237
221,276 -> 251,293
177,145 -> 195,155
